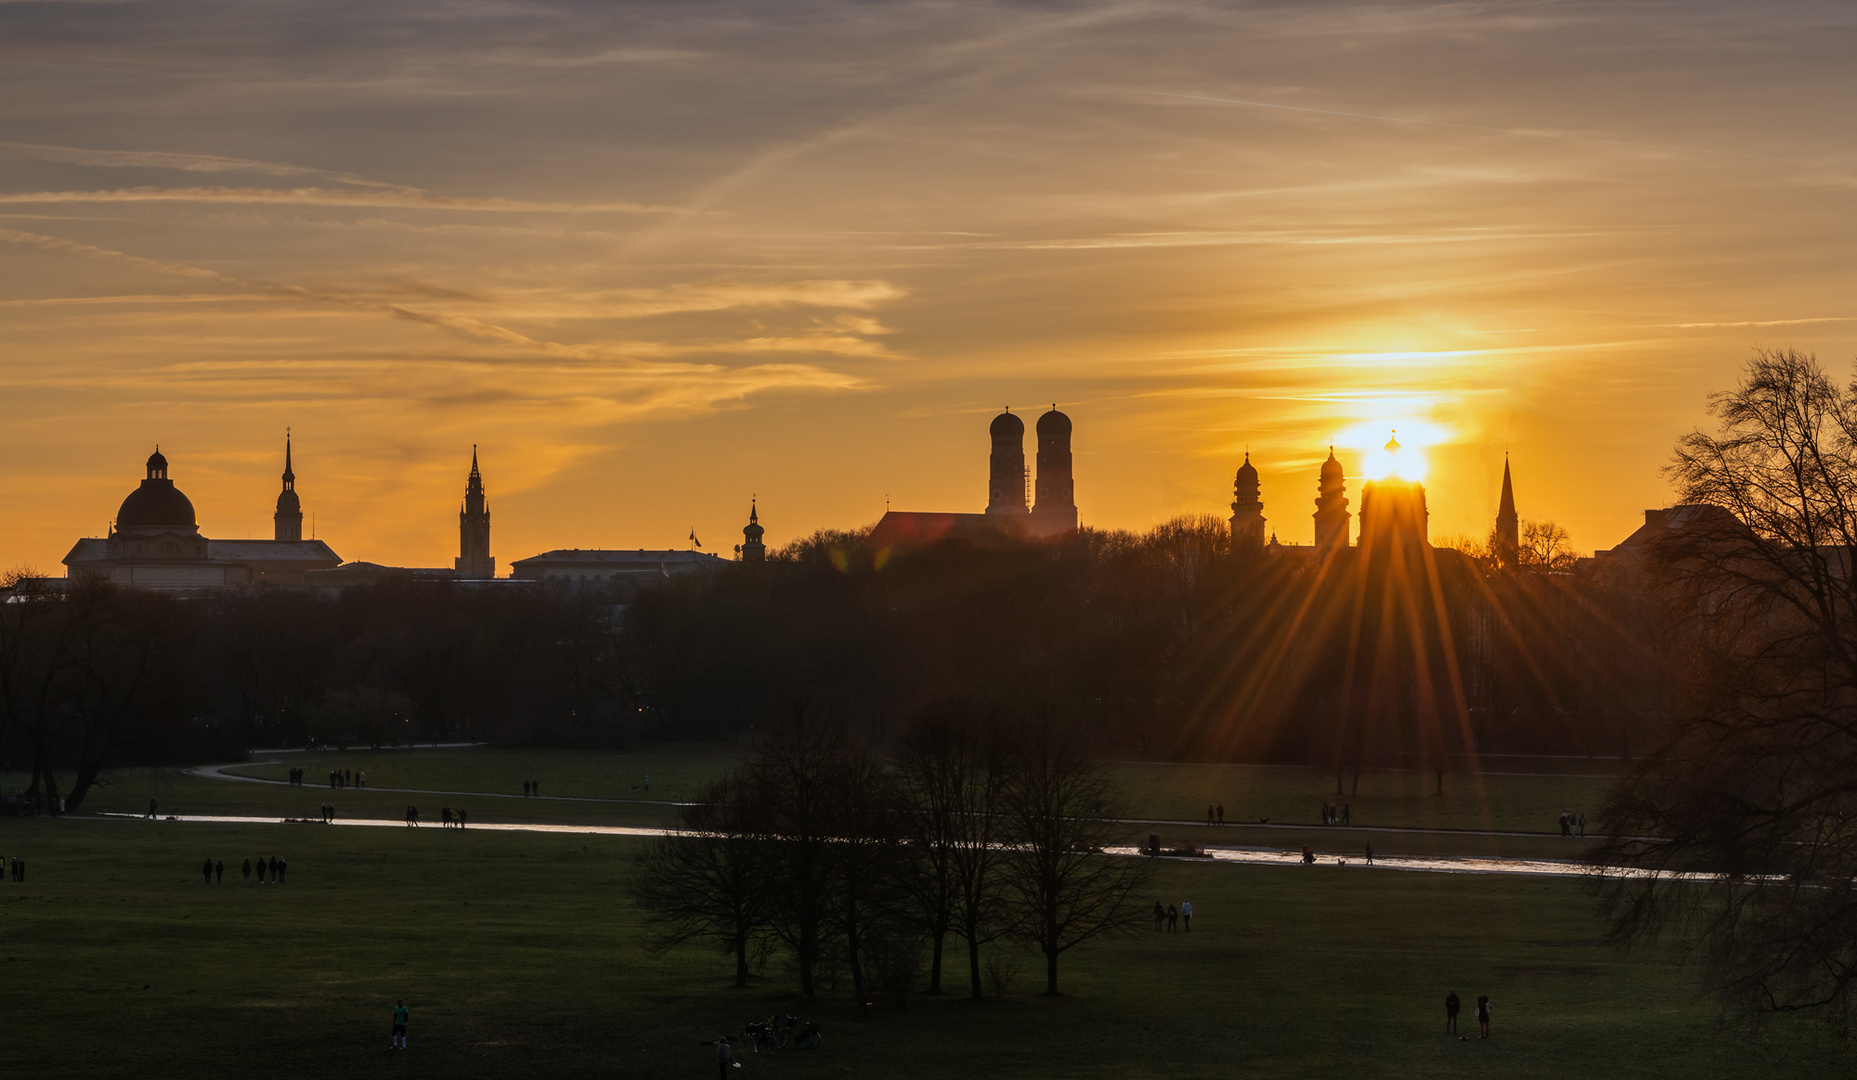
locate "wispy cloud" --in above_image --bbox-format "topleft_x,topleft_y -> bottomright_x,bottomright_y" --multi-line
0,187 -> 680,213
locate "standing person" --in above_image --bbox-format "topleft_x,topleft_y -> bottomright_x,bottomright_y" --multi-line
705,1035 -> 733,1079
456,809 -> 466,829
1342,804 -> 1351,826
215,860 -> 224,883
202,858 -> 213,884
1445,990 -> 1460,1034
1578,812 -> 1587,837
533,780 -> 540,797
521,780 -> 530,798
1365,842 -> 1374,866
642,774 -> 649,793
391,1000 -> 409,1049
256,857 -> 266,884
1166,904 -> 1178,932
1181,899 -> 1193,932
148,798 -> 157,820
1152,901 -> 1166,931
406,805 -> 418,827
1476,994 -> 1491,1038
277,857 -> 287,885
440,806 -> 452,828
1216,803 -> 1224,825
1206,805 -> 1214,826
268,856 -> 279,884
242,858 -> 251,884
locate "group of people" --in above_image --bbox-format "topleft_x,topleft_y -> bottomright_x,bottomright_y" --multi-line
319,802 -> 337,823
1320,801 -> 1352,826
199,856 -> 287,883
1444,990 -> 1492,1038
521,779 -> 543,797
1150,899 -> 1194,931
439,806 -> 467,828
326,768 -> 364,789
1558,811 -> 1586,837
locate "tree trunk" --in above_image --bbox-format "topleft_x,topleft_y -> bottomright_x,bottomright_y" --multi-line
927,925 -> 945,994
735,933 -> 749,988
1044,948 -> 1059,996
968,930 -> 983,1000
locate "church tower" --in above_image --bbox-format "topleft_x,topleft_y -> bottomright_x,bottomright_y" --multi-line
741,499 -> 766,563
273,433 -> 302,542
986,409 -> 1029,517
1313,447 -> 1351,552
1029,406 -> 1078,537
1358,434 -> 1430,551
456,446 -> 495,579
1229,452 -> 1266,554
1494,455 -> 1519,568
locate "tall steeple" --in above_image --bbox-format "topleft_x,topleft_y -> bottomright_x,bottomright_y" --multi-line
986,409 -> 1029,516
273,432 -> 303,542
1229,452 -> 1266,555
741,498 -> 767,563
1028,405 -> 1078,538
1495,454 -> 1519,568
455,445 -> 495,578
1313,446 -> 1351,552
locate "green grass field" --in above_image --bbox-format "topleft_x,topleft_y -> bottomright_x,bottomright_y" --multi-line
0,808 -> 1844,1079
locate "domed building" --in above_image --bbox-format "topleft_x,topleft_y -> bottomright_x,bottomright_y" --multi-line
868,404 -> 1081,553
63,440 -> 341,590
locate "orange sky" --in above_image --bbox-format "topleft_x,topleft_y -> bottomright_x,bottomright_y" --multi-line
3,1 -> 1855,571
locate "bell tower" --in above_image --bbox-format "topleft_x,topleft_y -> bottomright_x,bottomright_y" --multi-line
274,432 -> 303,542
456,446 -> 495,578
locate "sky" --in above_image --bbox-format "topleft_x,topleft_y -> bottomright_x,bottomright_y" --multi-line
3,0 -> 1856,571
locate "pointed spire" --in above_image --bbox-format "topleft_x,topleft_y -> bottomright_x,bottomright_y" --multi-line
1498,454 -> 1516,519
281,431 -> 295,488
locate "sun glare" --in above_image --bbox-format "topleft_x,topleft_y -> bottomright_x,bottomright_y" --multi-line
1361,430 -> 1430,482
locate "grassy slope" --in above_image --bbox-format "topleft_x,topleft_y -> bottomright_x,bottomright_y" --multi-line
0,814 -> 1845,1079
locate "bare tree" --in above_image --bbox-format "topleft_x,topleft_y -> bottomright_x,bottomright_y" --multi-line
998,717 -> 1151,995
631,773 -> 770,987
1519,520 -> 1577,571
895,699 -> 1011,999
1596,348 -> 1857,1017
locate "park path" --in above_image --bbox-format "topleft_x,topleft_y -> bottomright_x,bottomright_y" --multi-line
91,810 -> 1613,880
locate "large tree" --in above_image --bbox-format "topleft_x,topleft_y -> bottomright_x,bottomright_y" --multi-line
631,773 -> 771,987
1597,348 -> 1857,1017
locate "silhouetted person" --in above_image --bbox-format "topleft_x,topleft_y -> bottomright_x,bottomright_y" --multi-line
1578,813 -> 1587,837
1446,990 -> 1460,1034
1181,899 -> 1193,931
1476,994 -> 1491,1038
268,856 -> 278,883
1365,842 -> 1374,866
242,858 -> 251,883
1166,904 -> 1178,932
392,999 -> 409,1049
1341,804 -> 1351,826
441,806 -> 452,828
256,858 -> 266,884
147,798 -> 157,820
457,809 -> 466,829
705,1035 -> 732,1078
406,805 -> 418,827
1216,803 -> 1224,825
277,857 -> 286,884
1153,901 -> 1165,931
533,780 -> 540,797
202,858 -> 213,884
643,774 -> 649,793
1206,805 -> 1214,826
215,860 -> 223,883
522,780 -> 530,797
13,858 -> 21,882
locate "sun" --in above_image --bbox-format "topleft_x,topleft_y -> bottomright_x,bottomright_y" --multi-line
1362,430 -> 1429,482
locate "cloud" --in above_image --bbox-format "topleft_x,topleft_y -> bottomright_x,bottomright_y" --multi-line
0,139 -> 400,187
0,187 -> 680,213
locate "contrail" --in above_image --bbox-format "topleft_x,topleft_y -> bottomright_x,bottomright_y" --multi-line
1155,92 -> 1776,161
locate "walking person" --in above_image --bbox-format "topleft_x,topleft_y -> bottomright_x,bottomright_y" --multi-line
1206,805 -> 1214,826
522,780 -> 530,798
1166,904 -> 1178,932
441,806 -> 452,828
148,798 -> 157,820
1216,803 -> 1224,825
391,999 -> 409,1049
1365,841 -> 1374,866
202,858 -> 213,884
1446,990 -> 1460,1034
242,858 -> 251,884
256,857 -> 266,884
1152,901 -> 1166,931
456,809 -> 466,829
704,1035 -> 733,1079
277,857 -> 287,885
1181,899 -> 1193,932
215,860 -> 223,883
406,805 -> 418,827
268,856 -> 279,884
1578,812 -> 1587,837
1341,803 -> 1351,826
1476,994 -> 1491,1038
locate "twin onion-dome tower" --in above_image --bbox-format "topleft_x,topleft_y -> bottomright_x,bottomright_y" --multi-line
985,405 -> 1077,538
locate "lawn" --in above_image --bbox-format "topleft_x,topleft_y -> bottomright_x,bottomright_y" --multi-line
0,808 -> 1846,1079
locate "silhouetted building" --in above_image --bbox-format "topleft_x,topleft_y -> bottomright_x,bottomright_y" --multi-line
1028,406 -> 1078,538
1494,455 -> 1518,568
1313,447 -> 1351,553
740,500 -> 767,563
1598,504 -> 1751,560
1358,436 -> 1430,552
509,548 -> 724,591
456,446 -> 495,579
274,433 -> 302,542
1229,452 -> 1265,554
64,446 -> 340,589
986,409 -> 1029,517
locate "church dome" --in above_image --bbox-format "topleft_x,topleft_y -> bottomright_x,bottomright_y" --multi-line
146,448 -> 169,475
1036,407 -> 1071,436
1320,448 -> 1344,479
1235,452 -> 1258,485
989,410 -> 1024,438
117,478 -> 197,533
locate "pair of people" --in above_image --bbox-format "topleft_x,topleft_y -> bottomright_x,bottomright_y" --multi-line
522,779 -> 543,797
1445,991 -> 1492,1037
200,859 -> 223,883
1204,803 -> 1224,825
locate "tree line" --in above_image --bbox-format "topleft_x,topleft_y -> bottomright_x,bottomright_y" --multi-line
632,702 -> 1150,1001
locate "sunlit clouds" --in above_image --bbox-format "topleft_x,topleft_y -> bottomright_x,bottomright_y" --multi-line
2,0 -> 1856,568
